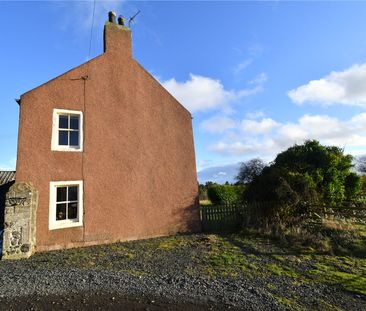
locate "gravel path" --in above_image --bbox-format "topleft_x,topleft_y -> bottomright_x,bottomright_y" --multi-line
0,266 -> 278,310
0,233 -> 365,310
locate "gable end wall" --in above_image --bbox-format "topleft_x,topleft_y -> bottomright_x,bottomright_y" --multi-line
16,49 -> 200,251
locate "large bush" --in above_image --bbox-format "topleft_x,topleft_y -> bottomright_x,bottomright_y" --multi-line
207,185 -> 241,204
244,140 -> 361,218
345,172 -> 362,201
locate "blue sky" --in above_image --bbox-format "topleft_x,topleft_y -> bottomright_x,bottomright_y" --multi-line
1,1 -> 366,183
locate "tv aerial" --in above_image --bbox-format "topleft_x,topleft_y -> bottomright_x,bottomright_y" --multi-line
128,10 -> 141,28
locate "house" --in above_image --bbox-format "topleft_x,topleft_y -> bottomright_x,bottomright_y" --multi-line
3,12 -> 200,257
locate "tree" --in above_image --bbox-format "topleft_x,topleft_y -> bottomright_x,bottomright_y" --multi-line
272,140 -> 355,204
236,158 -> 266,184
244,140 -> 361,216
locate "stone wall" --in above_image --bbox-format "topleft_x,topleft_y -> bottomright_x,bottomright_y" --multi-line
2,182 -> 38,259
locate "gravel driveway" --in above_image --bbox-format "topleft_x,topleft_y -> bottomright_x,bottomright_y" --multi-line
0,233 -> 365,310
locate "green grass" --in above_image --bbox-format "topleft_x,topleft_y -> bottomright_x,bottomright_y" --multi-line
157,238 -> 191,250
203,236 -> 260,277
200,230 -> 366,298
199,200 -> 212,206
266,263 -> 300,278
308,260 -> 366,296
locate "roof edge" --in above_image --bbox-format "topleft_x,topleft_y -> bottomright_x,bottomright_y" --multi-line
133,60 -> 192,118
19,54 -> 105,100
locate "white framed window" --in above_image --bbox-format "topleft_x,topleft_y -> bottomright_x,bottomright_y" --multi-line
51,109 -> 83,152
49,180 -> 83,230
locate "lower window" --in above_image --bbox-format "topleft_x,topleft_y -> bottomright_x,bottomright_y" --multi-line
49,181 -> 83,230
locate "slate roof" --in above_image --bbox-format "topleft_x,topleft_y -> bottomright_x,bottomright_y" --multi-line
0,171 -> 15,186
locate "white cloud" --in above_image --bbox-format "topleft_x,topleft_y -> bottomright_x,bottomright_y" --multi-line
288,63 -> 366,106
245,111 -> 265,119
277,123 -> 308,142
241,118 -> 279,134
161,73 -> 264,113
200,116 -> 236,133
208,113 -> 366,159
211,141 -> 258,155
298,115 -> 345,138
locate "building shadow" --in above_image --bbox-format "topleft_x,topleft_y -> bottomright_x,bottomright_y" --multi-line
0,180 -> 15,256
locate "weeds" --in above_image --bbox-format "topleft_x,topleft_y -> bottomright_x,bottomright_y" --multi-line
239,219 -> 366,297
242,217 -> 366,257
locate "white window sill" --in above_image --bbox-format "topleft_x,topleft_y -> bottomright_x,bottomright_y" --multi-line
51,146 -> 83,152
49,220 -> 83,230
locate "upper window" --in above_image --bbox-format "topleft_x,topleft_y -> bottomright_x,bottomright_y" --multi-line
49,180 -> 83,230
51,109 -> 83,152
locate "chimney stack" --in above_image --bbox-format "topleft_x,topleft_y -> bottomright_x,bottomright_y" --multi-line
104,11 -> 132,57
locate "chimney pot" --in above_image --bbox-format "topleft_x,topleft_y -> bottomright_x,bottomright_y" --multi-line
118,16 -> 125,26
108,11 -> 116,23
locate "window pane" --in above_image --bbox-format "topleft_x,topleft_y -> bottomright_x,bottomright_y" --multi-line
59,130 -> 68,145
68,186 -> 78,201
56,187 -> 67,202
68,202 -> 78,219
69,131 -> 79,146
70,116 -> 79,130
59,115 -> 68,129
56,203 -> 66,220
